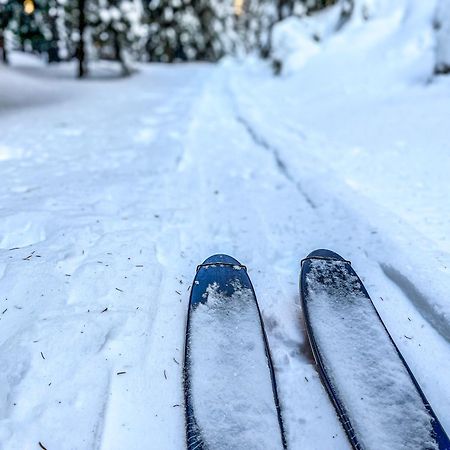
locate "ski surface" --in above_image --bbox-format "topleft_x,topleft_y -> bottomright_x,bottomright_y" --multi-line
184,254 -> 286,450
300,249 -> 450,450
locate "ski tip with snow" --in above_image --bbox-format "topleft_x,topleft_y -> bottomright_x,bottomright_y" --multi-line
300,249 -> 450,450
183,254 -> 287,450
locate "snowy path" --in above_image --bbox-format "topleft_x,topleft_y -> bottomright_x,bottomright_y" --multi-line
1,55 -> 450,449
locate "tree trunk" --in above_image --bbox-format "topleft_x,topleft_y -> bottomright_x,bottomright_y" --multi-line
48,14 -> 60,63
0,32 -> 8,64
113,30 -> 130,76
335,0 -> 354,32
76,0 -> 86,78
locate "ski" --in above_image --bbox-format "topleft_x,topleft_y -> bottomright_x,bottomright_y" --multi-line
184,254 -> 287,450
300,249 -> 450,450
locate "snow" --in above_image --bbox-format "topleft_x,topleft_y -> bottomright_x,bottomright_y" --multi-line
304,259 -> 437,450
270,17 -> 320,75
1,0 -> 450,448
188,281 -> 283,449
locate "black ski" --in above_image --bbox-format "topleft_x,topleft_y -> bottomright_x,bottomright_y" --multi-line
184,254 -> 286,450
301,249 -> 450,450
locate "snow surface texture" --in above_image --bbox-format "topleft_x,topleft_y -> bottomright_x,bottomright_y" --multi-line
1,0 -> 450,447
305,259 -> 436,450
188,281 -> 283,450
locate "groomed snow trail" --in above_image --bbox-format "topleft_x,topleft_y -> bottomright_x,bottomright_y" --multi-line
1,51 -> 450,449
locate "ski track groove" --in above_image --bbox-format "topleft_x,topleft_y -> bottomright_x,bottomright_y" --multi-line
93,374 -> 112,450
379,263 -> 450,344
186,73 -> 354,449
234,113 -> 318,210
227,70 -> 450,351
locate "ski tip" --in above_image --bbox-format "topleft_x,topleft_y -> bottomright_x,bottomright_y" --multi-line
200,254 -> 241,266
305,249 -> 346,261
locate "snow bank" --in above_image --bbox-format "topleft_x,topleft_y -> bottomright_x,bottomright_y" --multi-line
271,18 -> 319,75
0,55 -> 60,113
270,7 -> 341,75
271,0 -> 440,80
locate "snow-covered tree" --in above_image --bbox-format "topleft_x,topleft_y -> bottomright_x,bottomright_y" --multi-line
55,0 -> 144,77
234,0 -> 278,56
25,0 -> 66,62
0,0 -> 71,64
242,0 -> 338,57
195,0 -> 237,60
1,0 -> 345,69
144,0 -> 202,62
87,0 -> 144,74
435,0 -> 450,74
0,0 -> 40,55
0,0 -> 14,63
0,0 -> 144,76
143,0 -> 236,62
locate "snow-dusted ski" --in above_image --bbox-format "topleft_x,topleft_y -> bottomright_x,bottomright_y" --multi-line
183,254 -> 287,450
300,249 -> 450,450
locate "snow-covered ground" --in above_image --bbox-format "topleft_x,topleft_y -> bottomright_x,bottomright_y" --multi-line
1,1 -> 449,448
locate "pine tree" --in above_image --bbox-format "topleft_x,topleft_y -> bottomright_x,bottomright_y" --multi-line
2,0 -> 342,70
0,0 -> 15,63
194,0 -> 236,60
0,0 -> 68,63
144,0 -> 202,62
27,0 -> 64,62
143,0 -> 236,62
58,0 -> 144,77
258,0 -> 341,58
235,0 -> 277,56
87,0 -> 144,74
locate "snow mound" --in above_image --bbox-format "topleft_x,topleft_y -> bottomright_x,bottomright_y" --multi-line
270,4 -> 345,76
271,17 -> 320,75
271,0 -> 440,81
